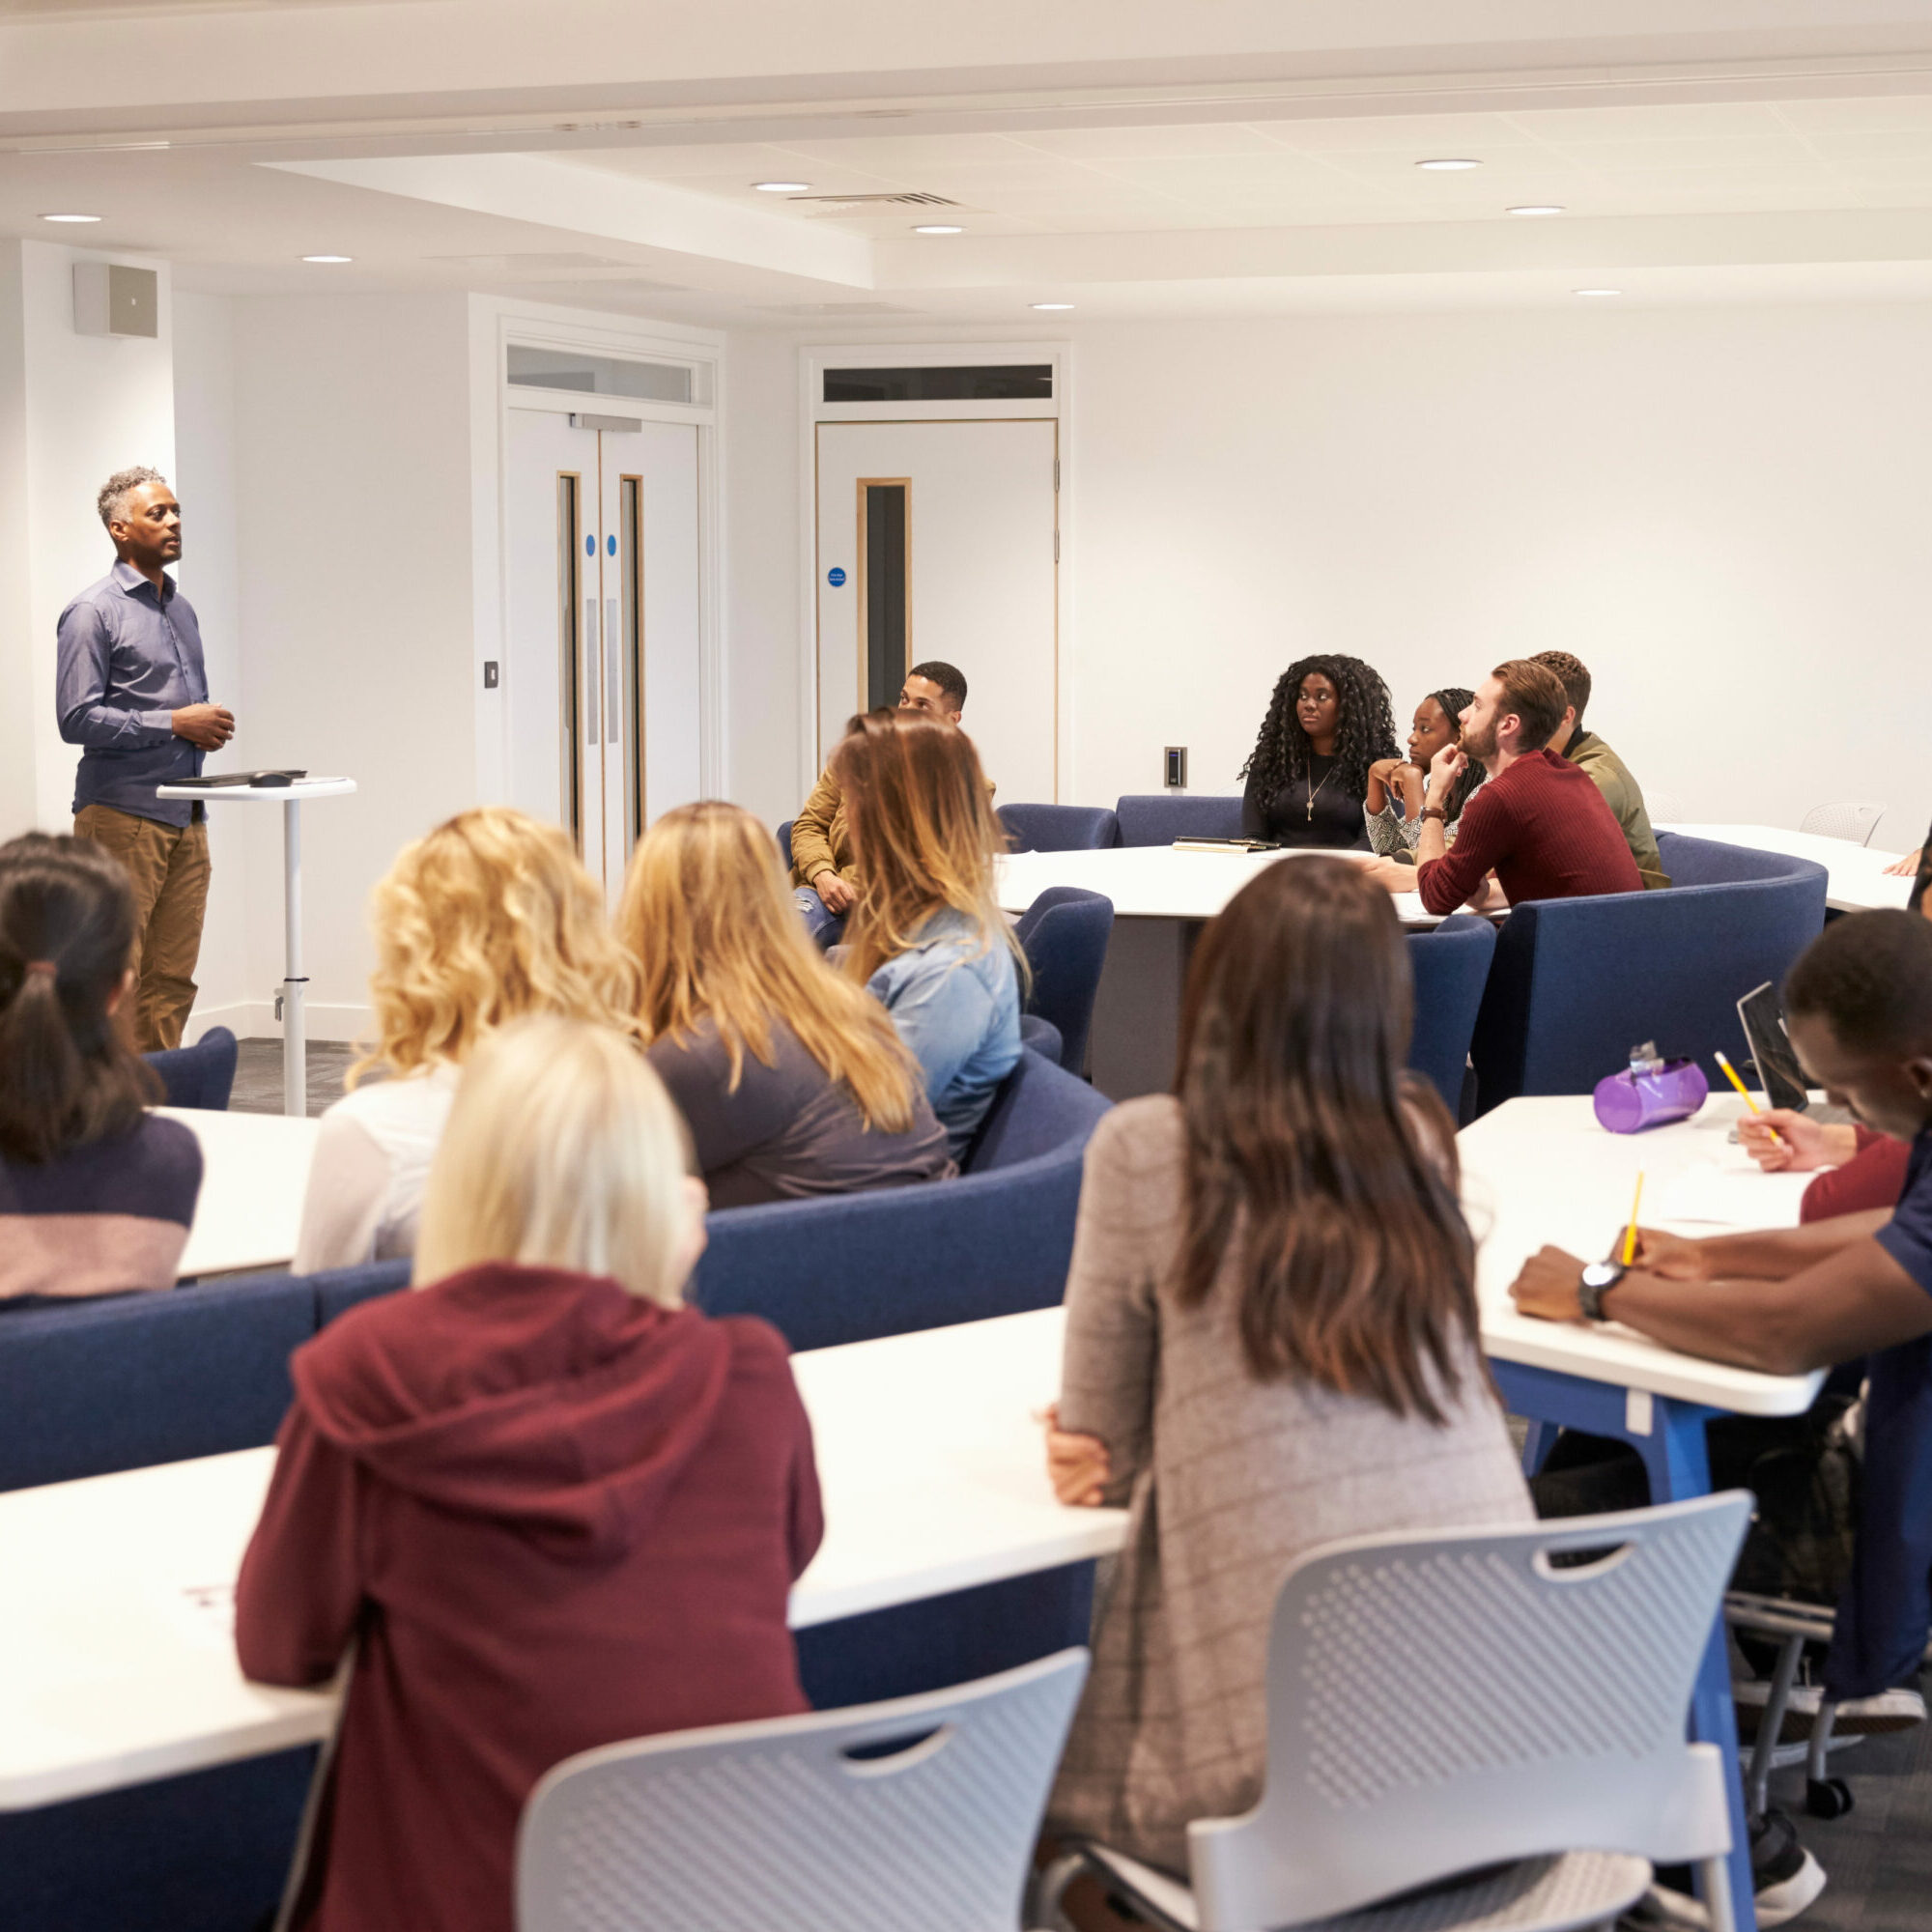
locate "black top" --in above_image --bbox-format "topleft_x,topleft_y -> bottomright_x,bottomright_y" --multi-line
1240,754 -> 1371,849
1911,813 -> 1931,915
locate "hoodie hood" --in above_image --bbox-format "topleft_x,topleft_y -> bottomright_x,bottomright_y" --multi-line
291,1262 -> 733,1563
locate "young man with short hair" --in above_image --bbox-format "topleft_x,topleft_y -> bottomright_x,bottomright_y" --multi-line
1378,659 -> 1640,916
788,660 -> 972,947
1531,648 -> 1669,889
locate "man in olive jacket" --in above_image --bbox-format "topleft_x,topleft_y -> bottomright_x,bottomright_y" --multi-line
1532,649 -> 1670,890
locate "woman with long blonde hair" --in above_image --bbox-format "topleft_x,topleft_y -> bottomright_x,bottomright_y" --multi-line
239,1016 -> 822,1932
618,800 -> 952,1205
293,807 -> 641,1272
831,707 -> 1022,1156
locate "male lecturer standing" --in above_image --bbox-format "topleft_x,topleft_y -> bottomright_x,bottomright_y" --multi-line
57,467 -> 235,1050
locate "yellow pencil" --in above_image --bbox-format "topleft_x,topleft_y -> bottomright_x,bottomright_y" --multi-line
1714,1049 -> 1786,1147
1622,1171 -> 1644,1266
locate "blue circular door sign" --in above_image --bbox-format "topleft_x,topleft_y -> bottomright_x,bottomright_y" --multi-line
584,534 -> 594,556
827,566 -> 847,587
607,534 -> 617,556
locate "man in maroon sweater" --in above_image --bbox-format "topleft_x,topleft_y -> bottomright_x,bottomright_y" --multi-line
1376,659 -> 1641,916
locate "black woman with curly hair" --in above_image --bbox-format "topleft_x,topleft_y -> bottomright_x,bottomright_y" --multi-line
1238,654 -> 1401,849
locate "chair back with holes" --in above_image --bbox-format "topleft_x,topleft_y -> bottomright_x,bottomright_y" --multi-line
1187,1495 -> 1749,1931
517,1648 -> 1088,1932
1798,801 -> 1887,846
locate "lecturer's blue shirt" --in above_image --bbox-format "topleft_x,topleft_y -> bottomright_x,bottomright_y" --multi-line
56,562 -> 208,828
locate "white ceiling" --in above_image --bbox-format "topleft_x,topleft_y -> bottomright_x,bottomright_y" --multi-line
13,1 -> 1932,325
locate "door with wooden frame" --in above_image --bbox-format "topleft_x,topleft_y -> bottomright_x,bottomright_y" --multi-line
506,407 -> 701,900
814,419 -> 1058,801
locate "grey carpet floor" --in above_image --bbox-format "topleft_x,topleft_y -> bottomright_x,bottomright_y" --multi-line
228,1036 -> 363,1117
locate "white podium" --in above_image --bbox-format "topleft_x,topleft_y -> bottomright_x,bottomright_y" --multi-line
157,778 -> 357,1117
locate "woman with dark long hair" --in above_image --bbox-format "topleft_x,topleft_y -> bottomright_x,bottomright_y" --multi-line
1041,858 -> 1528,1875
1364,686 -> 1487,858
0,833 -> 201,1301
1238,653 -> 1402,848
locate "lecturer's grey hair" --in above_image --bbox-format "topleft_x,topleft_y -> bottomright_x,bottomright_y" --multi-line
97,467 -> 169,530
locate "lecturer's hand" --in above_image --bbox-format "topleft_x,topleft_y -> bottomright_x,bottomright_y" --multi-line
1884,845 -> 1924,878
813,871 -> 856,915
172,703 -> 235,751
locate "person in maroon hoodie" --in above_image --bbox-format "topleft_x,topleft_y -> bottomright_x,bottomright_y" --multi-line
235,1014 -> 824,1932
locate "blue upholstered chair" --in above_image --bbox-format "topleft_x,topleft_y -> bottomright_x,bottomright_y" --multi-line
1013,886 -> 1114,1075
690,1048 -> 1110,1352
311,1256 -> 412,1322
997,802 -> 1120,853
142,1025 -> 239,1110
1405,914 -> 1496,1120
1019,1013 -> 1065,1064
1112,793 -> 1245,846
0,1273 -> 314,1492
1468,833 -> 1828,1112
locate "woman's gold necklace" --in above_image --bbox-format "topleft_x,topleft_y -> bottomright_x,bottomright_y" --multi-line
1305,756 -> 1334,822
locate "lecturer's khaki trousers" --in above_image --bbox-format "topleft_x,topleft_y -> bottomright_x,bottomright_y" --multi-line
73,804 -> 211,1052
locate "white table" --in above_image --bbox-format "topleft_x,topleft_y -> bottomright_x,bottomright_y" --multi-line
996,846 -> 1439,1098
0,1306 -> 1122,1813
1659,822 -> 1915,915
162,1107 -> 320,1282
157,779 -> 357,1116
1462,1091 -> 1822,1932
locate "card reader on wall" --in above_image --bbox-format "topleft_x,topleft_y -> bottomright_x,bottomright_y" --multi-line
1164,747 -> 1188,789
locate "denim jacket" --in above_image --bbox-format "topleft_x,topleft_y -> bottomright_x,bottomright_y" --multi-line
866,908 -> 1021,1159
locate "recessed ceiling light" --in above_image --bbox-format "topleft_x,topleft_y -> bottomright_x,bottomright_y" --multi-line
1416,158 -> 1482,171
40,213 -> 102,223
1574,287 -> 1622,297
301,254 -> 354,264
1508,204 -> 1566,216
753,181 -> 810,192
914,224 -> 964,235
1030,301 -> 1075,311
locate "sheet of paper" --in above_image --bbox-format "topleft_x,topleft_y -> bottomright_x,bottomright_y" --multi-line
1652,1161 -> 1813,1228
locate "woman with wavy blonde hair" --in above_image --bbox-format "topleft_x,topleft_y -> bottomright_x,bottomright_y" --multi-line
293,807 -> 641,1272
832,708 -> 1022,1156
617,800 -> 952,1205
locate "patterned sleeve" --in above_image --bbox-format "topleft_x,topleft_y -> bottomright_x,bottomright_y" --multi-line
1365,799 -> 1420,856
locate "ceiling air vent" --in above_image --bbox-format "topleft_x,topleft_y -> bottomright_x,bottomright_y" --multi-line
787,191 -> 960,209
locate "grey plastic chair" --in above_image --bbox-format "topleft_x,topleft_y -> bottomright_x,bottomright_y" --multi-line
517,1648 -> 1089,1931
1798,801 -> 1887,846
1041,1494 -> 1749,1932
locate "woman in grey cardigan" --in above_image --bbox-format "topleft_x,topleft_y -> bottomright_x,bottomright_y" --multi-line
1044,857 -> 1530,1880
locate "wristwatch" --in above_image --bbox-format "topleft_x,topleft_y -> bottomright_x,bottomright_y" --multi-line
1577,1260 -> 1626,1322
1420,806 -> 1448,824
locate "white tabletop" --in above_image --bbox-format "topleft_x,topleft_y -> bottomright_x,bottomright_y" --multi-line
162,1107 -> 321,1281
0,1306 -> 1124,1811
1463,1093 -> 1824,1417
997,845 -> 1439,927
156,779 -> 356,802
1659,822 -> 1914,915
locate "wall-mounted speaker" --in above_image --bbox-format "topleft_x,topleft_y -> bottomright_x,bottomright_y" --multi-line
72,263 -> 158,339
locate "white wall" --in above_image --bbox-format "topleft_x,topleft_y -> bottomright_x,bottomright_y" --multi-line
1062,305 -> 1932,848
0,240 -> 175,836
220,290 -> 477,1037
720,327 -> 804,829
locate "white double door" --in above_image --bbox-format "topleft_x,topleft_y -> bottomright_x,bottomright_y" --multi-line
505,406 -> 702,899
815,418 -> 1059,801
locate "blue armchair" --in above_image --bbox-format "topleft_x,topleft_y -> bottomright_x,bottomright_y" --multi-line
1468,833 -> 1828,1110
1013,887 -> 1114,1075
1406,915 -> 1496,1121
998,803 -> 1120,853
143,1026 -> 239,1111
1112,794 -> 1245,846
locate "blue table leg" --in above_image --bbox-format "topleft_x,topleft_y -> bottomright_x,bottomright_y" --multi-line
1492,1363 -> 1757,1932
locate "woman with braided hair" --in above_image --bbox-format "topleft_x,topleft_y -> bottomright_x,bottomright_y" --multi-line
1238,654 -> 1401,848
1363,687 -> 1488,859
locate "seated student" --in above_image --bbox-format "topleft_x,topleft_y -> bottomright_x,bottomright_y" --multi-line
619,800 -> 953,1206
1239,653 -> 1400,848
292,807 -> 640,1273
1044,859 -> 1530,1882
1363,685 -> 1485,858
790,659 -> 976,948
1531,648 -> 1670,888
832,707 -> 1022,1158
1374,660 -> 1642,916
236,1015 -> 822,1932
0,833 -> 202,1300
